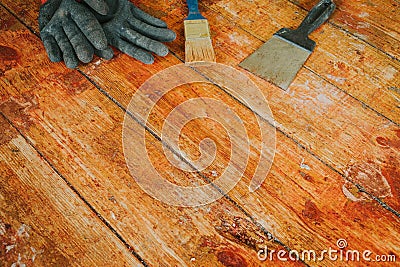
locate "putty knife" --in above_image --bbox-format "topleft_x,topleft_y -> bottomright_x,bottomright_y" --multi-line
239,0 -> 336,90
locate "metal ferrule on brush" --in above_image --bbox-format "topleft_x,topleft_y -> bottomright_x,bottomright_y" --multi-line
184,19 -> 211,39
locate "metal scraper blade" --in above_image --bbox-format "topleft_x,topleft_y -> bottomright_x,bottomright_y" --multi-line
239,35 -> 311,90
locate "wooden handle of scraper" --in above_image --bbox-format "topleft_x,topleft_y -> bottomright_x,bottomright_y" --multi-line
186,0 -> 205,20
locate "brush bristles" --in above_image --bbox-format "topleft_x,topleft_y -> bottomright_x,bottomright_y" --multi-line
184,19 -> 216,63
185,38 -> 216,63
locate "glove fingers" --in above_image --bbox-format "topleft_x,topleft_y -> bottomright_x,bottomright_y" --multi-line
82,0 -> 109,15
120,28 -> 169,57
53,28 -> 79,69
94,47 -> 114,60
41,33 -> 62,63
70,6 -> 108,50
38,0 -> 62,30
130,5 -> 167,28
112,38 -> 154,64
127,15 -> 176,42
63,22 -> 94,63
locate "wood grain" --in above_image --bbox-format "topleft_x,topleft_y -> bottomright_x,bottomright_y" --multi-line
0,1 -> 399,266
0,8 -> 296,267
294,0 -> 400,60
57,0 -> 400,212
201,0 -> 400,124
0,116 -> 143,266
124,0 -> 400,209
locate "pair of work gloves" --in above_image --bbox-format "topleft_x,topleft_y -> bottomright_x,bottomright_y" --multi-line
39,0 -> 176,68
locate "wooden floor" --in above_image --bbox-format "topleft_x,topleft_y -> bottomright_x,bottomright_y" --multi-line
1,0 -> 399,266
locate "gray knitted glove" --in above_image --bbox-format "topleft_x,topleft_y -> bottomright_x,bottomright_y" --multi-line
39,0 -> 113,68
81,0 -> 109,15
93,0 -> 176,64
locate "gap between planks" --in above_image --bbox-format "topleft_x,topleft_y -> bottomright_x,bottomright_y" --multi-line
0,113 -> 147,266
0,112 -> 151,267
200,2 -> 400,127
0,4 -> 309,265
286,0 -> 400,63
1,0 -> 398,222
1,2 -> 398,266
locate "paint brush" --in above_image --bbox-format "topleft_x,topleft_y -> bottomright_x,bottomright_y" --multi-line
184,0 -> 216,63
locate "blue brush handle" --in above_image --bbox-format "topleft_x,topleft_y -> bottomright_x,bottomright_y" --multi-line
186,0 -> 205,20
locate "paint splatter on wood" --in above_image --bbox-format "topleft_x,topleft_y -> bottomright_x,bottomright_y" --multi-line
302,200 -> 323,224
217,249 -> 248,267
0,45 -> 20,76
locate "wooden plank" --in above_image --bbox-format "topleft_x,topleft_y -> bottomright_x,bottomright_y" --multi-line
294,0 -> 400,60
131,0 -> 400,126
120,69 -> 400,265
0,116 -> 143,266
1,3 -> 399,267
69,0 -> 400,209
0,9 -> 295,266
4,0 -> 398,122
0,1 -> 40,34
199,0 -> 400,124
74,1 -> 400,264
137,0 -> 400,205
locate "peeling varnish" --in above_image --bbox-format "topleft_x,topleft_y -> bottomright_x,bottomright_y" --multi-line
326,74 -> 347,85
342,184 -> 362,202
16,224 -> 30,239
6,244 -> 16,253
11,253 -> 26,267
215,216 -> 273,252
300,158 -> 311,170
356,21 -> 371,29
382,65 -> 398,81
228,32 -> 252,46
218,1 -> 239,18
30,247 -> 44,262
343,162 -> 392,201
0,221 -> 43,265
358,12 -> 370,18
0,221 -> 6,235
316,94 -> 334,105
